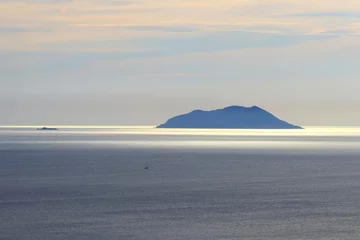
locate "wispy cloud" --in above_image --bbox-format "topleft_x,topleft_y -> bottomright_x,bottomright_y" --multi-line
120,25 -> 198,33
93,0 -> 143,6
0,27 -> 50,33
283,11 -> 360,18
0,0 -> 73,3
1,0 -> 360,125
141,73 -> 209,77
132,30 -> 338,57
0,0 -> 139,4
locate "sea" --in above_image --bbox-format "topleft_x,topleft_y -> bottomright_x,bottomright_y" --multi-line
1,126 -> 360,240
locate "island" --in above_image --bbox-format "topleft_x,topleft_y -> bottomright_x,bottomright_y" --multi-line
157,105 -> 302,129
37,127 -> 59,131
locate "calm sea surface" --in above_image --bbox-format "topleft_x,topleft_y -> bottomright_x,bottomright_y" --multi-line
1,126 -> 360,239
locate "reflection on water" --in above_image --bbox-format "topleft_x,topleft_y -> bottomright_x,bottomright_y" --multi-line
2,125 -> 360,135
0,126 -> 360,151
1,126 -> 360,239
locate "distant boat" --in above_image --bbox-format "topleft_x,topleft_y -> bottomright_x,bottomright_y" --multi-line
37,127 -> 58,131
144,160 -> 149,170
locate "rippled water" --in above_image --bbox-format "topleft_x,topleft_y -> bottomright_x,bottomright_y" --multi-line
1,126 -> 360,239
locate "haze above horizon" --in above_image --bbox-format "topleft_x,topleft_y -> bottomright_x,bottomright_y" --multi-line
1,1 -> 359,126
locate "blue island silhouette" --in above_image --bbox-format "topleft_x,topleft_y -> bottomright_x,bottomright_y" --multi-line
157,105 -> 302,129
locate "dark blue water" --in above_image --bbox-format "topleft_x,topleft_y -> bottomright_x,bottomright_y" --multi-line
1,127 -> 360,239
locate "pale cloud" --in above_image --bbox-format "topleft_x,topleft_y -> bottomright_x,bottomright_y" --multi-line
1,0 -> 360,125
1,0 -> 360,38
119,25 -> 198,33
141,73 -> 210,77
283,11 -> 360,18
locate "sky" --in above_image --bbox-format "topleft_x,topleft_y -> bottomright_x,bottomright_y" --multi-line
1,0 -> 360,126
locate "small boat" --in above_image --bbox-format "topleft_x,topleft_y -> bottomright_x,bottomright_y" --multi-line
144,160 -> 149,170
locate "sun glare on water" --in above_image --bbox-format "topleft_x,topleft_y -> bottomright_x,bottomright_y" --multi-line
0,126 -> 360,137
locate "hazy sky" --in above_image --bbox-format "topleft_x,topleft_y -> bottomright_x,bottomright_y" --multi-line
1,0 -> 360,126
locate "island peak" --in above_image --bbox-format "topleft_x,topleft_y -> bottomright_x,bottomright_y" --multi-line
37,127 -> 59,131
157,105 -> 302,129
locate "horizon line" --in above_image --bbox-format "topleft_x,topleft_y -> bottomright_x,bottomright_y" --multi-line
0,125 -> 360,129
